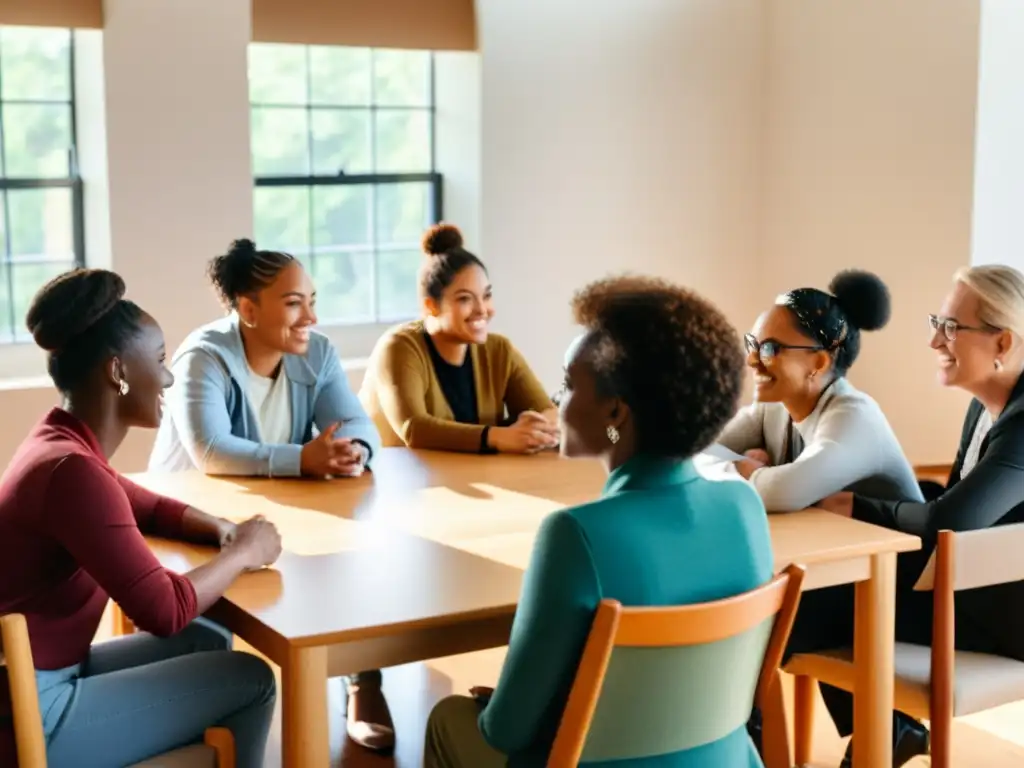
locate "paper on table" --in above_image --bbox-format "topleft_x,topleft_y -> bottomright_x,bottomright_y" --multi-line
700,442 -> 747,463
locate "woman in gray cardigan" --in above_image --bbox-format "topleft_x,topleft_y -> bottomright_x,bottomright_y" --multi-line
718,270 -> 921,512
148,238 -> 391,752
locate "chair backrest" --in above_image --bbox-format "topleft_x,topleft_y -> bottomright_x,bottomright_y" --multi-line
548,564 -> 805,767
914,524 -> 1024,593
0,614 -> 47,768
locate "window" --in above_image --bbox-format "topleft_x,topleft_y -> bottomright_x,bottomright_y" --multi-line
0,27 -> 83,344
249,45 -> 440,325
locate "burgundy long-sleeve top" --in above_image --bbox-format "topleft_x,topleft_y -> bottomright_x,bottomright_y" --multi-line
0,408 -> 199,762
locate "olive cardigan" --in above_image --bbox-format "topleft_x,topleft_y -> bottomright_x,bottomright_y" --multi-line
358,321 -> 553,452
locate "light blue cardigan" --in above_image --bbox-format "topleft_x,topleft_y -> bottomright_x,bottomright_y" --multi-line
148,314 -> 381,477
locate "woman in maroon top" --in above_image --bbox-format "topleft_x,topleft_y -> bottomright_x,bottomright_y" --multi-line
0,269 -> 282,768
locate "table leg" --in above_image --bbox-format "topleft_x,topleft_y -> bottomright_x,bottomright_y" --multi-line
282,645 -> 329,768
852,552 -> 896,768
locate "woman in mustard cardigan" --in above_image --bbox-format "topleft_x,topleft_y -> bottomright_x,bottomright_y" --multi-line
360,224 -> 559,453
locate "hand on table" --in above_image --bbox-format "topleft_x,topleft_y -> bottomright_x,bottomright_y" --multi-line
228,515 -> 283,570
489,411 -> 560,454
817,491 -> 855,518
301,423 -> 367,477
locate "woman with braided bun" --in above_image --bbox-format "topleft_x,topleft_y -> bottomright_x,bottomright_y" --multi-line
717,270 -> 922,512
0,269 -> 279,767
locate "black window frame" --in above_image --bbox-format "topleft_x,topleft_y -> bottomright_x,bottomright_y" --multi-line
251,45 -> 443,326
0,26 -> 85,344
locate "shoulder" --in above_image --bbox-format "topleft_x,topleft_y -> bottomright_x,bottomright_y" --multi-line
171,316 -> 241,373
370,322 -> 429,362
820,380 -> 889,427
482,332 -> 517,357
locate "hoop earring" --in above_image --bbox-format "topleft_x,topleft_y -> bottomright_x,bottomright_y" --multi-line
606,425 -> 620,445
995,358 -> 1004,372
241,318 -> 256,329
118,380 -> 130,396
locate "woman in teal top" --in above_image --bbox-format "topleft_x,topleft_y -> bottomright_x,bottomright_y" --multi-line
424,275 -> 775,767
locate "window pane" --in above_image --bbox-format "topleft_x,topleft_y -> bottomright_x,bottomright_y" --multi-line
0,260 -> 11,342
2,104 -> 72,177
254,187 -> 310,253
373,50 -> 431,107
310,47 -> 370,106
12,261 -> 74,341
313,251 -> 373,323
312,186 -> 371,247
375,110 -> 431,173
376,182 -> 431,245
249,43 -> 307,105
251,107 -> 309,176
0,27 -> 71,101
377,249 -> 420,321
311,109 -> 371,175
7,188 -> 73,259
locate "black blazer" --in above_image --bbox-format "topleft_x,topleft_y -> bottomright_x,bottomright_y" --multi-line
853,372 -> 1024,658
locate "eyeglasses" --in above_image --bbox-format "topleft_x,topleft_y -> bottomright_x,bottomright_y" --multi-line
744,333 -> 823,363
928,314 -> 1001,341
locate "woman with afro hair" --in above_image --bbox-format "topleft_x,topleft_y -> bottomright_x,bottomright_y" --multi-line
423,275 -> 774,767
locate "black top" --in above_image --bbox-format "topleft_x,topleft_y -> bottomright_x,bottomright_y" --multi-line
853,371 -> 1024,658
423,331 -> 478,425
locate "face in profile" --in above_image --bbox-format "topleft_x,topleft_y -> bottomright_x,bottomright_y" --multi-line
429,265 -> 494,345
117,313 -> 174,429
239,261 -> 317,355
558,336 -> 615,459
931,281 -> 1005,389
745,305 -> 829,404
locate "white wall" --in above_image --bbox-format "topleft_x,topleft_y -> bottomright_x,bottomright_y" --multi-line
971,0 -> 1024,274
760,0 -> 982,462
478,0 -> 767,390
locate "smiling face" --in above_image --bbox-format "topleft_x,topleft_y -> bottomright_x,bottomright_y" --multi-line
931,280 -> 1006,389
427,264 -> 494,344
745,305 -> 831,405
237,261 -> 317,355
115,313 -> 174,429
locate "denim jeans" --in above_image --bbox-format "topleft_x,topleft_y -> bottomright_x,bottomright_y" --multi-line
38,618 -> 276,768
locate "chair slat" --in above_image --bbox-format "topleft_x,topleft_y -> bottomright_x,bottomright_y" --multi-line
914,523 -> 1024,592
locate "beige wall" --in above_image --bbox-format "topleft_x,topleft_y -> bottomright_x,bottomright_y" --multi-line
478,0 -> 767,389
759,0 -> 983,462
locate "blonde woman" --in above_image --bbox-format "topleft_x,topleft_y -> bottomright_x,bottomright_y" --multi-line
806,264 -> 1024,767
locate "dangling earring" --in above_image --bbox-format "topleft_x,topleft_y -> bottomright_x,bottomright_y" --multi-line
606,425 -> 620,445
118,380 -> 130,396
995,358 -> 1004,372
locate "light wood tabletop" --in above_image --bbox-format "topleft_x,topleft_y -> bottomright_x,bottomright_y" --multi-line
130,448 -> 920,768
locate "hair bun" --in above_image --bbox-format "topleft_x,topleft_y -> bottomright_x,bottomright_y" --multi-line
226,238 -> 258,262
829,270 -> 891,332
422,223 -> 463,256
26,268 -> 126,352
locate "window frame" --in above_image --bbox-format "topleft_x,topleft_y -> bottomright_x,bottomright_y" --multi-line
0,26 -> 85,344
250,46 -> 443,327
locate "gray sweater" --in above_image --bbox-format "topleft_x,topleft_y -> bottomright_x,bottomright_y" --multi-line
717,378 -> 923,512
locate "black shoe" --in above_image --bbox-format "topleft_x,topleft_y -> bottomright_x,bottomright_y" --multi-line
746,708 -> 763,756
839,713 -> 930,768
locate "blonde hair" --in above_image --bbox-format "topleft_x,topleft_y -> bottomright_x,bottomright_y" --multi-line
954,264 -> 1024,342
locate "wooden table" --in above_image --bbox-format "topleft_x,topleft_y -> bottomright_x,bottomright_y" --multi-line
130,449 -> 920,768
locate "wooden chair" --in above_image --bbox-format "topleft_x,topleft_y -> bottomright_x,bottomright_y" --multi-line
548,563 -> 806,768
0,613 -> 236,768
786,524 -> 1024,768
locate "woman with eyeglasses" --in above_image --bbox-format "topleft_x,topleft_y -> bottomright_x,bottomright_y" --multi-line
807,264 -> 1024,767
717,270 -> 921,512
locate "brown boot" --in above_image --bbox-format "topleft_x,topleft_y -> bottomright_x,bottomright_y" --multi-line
345,672 -> 395,752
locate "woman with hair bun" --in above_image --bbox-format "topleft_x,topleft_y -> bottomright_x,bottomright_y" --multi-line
148,239 -> 390,752
359,223 -> 558,453
717,270 -> 922,512
0,269 -> 280,767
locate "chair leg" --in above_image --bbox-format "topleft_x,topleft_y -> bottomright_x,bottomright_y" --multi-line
793,675 -> 816,766
205,727 -> 236,768
760,673 -> 792,768
929,711 -> 952,768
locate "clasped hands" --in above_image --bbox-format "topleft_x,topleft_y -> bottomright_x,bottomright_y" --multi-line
489,410 -> 560,454
300,422 -> 368,478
